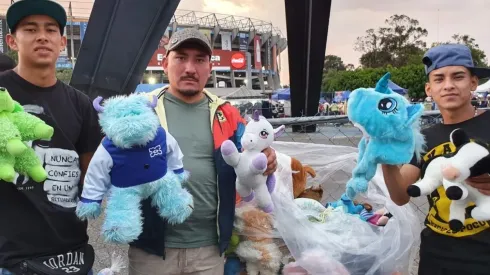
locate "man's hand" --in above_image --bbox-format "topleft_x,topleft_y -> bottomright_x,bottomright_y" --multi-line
262,147 -> 277,176
466,174 -> 490,195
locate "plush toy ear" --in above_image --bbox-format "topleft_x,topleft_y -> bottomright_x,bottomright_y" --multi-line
450,128 -> 470,147
12,101 -> 24,113
405,103 -> 424,126
274,125 -> 286,139
375,72 -> 391,94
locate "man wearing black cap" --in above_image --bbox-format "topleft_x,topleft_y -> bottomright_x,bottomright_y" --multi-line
383,44 -> 490,274
0,1 -> 102,275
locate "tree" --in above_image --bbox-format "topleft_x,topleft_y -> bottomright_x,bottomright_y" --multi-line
354,14 -> 428,68
359,50 -> 393,68
323,55 -> 345,72
321,63 -> 427,99
56,69 -> 73,84
432,34 -> 488,67
345,64 -> 355,71
355,29 -> 392,68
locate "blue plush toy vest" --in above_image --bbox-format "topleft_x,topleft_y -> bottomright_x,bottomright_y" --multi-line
102,127 -> 168,188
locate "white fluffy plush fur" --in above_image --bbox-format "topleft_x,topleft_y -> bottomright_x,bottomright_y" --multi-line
235,240 -> 282,275
221,111 -> 285,212
407,128 -> 490,232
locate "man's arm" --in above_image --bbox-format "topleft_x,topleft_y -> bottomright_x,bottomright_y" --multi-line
75,92 -> 104,185
80,152 -> 94,185
466,174 -> 490,195
165,131 -> 185,174
382,164 -> 421,206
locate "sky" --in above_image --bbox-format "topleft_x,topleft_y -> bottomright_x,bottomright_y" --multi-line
1,0 -> 490,85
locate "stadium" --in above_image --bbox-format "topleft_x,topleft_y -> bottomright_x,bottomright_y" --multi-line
0,8 -> 287,92
145,10 -> 288,91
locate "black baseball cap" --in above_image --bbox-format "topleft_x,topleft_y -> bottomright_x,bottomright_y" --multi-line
6,0 -> 67,35
423,44 -> 490,79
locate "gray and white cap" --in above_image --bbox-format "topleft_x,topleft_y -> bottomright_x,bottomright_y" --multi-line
166,28 -> 213,57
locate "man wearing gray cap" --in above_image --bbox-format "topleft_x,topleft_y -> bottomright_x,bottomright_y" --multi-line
128,28 -> 277,275
383,44 -> 490,274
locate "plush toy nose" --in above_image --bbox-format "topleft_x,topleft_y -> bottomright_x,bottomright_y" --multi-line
241,134 -> 257,149
442,164 -> 461,180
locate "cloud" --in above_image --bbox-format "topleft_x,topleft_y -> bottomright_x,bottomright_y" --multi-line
201,0 -> 252,14
181,0 -> 290,84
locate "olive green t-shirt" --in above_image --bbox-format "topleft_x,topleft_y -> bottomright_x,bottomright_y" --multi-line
163,92 -> 219,248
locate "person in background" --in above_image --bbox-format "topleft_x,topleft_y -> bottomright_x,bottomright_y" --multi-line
0,0 -> 102,274
128,28 -> 277,275
382,44 -> 490,275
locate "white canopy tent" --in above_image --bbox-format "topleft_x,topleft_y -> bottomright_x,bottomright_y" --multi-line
474,79 -> 490,95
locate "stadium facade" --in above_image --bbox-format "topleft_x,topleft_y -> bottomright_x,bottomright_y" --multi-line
0,10 -> 287,90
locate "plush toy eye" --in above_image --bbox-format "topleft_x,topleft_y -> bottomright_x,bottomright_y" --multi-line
378,98 -> 398,114
259,130 -> 269,139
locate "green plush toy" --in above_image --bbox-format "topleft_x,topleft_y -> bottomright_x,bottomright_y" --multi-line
225,231 -> 240,256
0,87 -> 54,183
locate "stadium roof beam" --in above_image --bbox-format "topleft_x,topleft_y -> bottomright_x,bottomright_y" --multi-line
260,31 -> 272,47
212,24 -> 221,48
248,29 -> 256,44
270,35 -> 280,47
277,38 -> 287,52
198,13 -> 219,27
231,27 -> 239,41
166,10 -> 284,37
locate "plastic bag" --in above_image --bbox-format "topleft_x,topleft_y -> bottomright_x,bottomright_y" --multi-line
268,141 -> 421,275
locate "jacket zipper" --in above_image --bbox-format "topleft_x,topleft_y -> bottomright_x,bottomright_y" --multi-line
211,105 -> 225,244
216,174 -> 220,243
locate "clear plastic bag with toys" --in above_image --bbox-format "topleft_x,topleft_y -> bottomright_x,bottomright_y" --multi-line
268,141 -> 421,275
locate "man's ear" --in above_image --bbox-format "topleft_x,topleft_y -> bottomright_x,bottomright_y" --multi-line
470,75 -> 479,92
162,56 -> 169,74
424,82 -> 431,98
6,34 -> 18,51
60,36 -> 67,51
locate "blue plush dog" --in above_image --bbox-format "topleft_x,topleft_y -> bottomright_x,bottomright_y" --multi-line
76,94 -> 194,244
345,73 -> 425,199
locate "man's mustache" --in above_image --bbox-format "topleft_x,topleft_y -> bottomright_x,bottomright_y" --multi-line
180,76 -> 198,82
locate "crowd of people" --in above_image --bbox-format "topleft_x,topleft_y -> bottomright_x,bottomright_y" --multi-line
0,1 -> 489,275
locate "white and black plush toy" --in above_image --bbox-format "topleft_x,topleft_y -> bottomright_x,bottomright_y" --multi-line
407,128 -> 490,232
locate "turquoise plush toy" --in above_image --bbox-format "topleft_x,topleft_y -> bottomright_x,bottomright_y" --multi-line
326,193 -> 364,214
345,73 -> 425,199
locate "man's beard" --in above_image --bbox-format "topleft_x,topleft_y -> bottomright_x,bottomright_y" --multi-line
177,89 -> 200,97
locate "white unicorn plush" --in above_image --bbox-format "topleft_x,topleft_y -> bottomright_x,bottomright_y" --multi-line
221,110 -> 285,213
